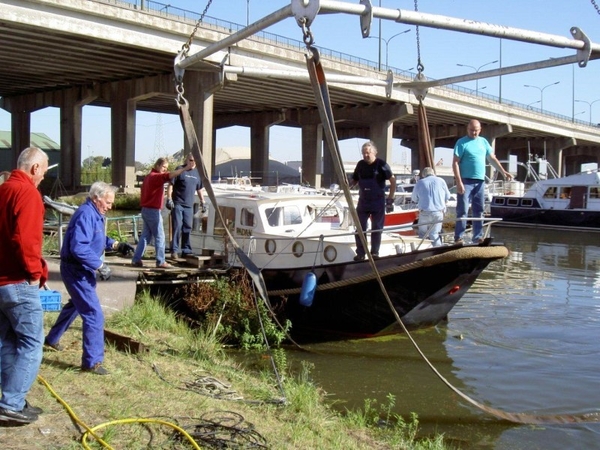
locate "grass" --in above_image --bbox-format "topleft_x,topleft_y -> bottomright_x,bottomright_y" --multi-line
4,291 -> 453,449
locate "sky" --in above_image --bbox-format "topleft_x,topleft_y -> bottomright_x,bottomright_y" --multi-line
2,0 -> 600,167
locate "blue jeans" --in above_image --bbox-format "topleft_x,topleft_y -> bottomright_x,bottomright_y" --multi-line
170,203 -> 193,255
0,282 -> 44,411
455,179 -> 485,242
46,263 -> 104,369
417,210 -> 444,246
132,207 -> 166,266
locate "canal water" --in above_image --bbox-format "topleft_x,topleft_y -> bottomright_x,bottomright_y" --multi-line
284,226 -> 600,449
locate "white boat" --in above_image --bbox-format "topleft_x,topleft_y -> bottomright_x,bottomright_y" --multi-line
490,169 -> 600,231
188,185 -> 509,341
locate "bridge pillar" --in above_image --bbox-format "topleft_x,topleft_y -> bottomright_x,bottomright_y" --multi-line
545,137 -> 576,176
301,123 -> 322,188
183,72 -> 222,181
250,111 -> 285,185
110,80 -> 137,191
481,123 -> 512,178
11,109 -> 30,168
60,88 -> 97,190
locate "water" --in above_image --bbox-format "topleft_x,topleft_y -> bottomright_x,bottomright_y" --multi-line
284,226 -> 600,449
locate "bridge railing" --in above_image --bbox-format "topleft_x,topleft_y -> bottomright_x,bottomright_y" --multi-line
110,0 -> 597,128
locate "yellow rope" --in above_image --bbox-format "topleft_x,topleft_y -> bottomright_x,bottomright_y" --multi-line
36,374 -> 202,449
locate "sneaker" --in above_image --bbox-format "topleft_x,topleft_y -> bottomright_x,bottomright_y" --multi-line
454,239 -> 464,245
24,401 -> 43,415
372,254 -> 380,260
43,339 -> 64,352
353,254 -> 365,262
0,407 -> 38,424
156,262 -> 172,268
82,363 -> 110,375
168,253 -> 180,260
131,261 -> 144,268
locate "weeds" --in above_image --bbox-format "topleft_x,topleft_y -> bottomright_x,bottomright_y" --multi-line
180,271 -> 291,350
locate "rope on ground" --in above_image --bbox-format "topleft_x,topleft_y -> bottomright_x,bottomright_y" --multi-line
37,374 -> 202,449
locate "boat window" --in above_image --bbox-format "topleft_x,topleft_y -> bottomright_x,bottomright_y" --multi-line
590,187 -> 600,199
240,207 -> 256,227
492,198 -> 505,205
214,206 -> 236,236
559,187 -> 572,199
522,199 -> 534,206
314,207 -> 340,224
543,187 -> 558,198
265,206 -> 302,227
507,198 -> 519,206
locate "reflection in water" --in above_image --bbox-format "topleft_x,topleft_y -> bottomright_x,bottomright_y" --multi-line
282,227 -> 600,449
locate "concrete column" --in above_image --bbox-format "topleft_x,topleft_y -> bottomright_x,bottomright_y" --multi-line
11,110 -> 30,167
250,112 -> 285,185
184,72 -> 221,180
369,121 -> 394,163
110,80 -> 137,190
481,123 -> 512,179
60,89 -> 96,189
301,123 -> 322,188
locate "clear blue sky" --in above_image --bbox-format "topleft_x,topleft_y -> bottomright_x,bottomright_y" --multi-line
1,0 -> 599,166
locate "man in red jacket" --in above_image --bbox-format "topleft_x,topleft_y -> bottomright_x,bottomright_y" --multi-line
131,157 -> 191,268
0,147 -> 49,424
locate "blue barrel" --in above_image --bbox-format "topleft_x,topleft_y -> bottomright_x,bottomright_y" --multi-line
299,272 -> 317,307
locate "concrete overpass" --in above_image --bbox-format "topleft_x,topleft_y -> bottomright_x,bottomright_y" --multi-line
2,0 -> 600,190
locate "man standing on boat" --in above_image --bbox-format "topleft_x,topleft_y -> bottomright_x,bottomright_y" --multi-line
166,154 -> 205,259
350,141 -> 396,261
453,119 -> 511,244
131,157 -> 191,268
411,167 -> 451,246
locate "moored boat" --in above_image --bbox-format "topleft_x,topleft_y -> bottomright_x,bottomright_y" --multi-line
490,169 -> 600,231
190,185 -> 508,341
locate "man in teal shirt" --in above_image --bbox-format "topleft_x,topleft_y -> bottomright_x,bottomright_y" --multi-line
453,119 -> 511,243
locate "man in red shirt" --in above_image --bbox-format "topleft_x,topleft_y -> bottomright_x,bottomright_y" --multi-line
131,157 -> 190,268
0,147 -> 49,424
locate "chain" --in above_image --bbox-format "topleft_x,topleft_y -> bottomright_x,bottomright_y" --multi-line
180,0 -> 214,58
299,17 -> 314,48
592,0 -> 600,15
413,0 -> 424,73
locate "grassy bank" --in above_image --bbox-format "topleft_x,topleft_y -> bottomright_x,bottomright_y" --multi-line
5,291 -> 450,449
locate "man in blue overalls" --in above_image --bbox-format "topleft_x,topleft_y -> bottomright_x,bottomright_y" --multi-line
350,141 -> 396,261
45,182 -> 118,375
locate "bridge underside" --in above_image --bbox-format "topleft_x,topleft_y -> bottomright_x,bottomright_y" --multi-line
1,1 -> 600,191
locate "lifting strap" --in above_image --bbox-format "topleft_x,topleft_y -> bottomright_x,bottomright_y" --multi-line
304,34 -> 600,426
417,99 -> 435,172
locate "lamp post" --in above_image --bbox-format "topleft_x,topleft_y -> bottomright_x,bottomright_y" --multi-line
367,29 -> 411,71
523,81 -> 560,112
575,99 -> 600,124
456,60 -> 498,94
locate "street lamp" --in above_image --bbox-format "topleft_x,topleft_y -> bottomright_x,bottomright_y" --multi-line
523,81 -> 560,112
456,60 -> 498,94
575,99 -> 600,124
367,29 -> 411,71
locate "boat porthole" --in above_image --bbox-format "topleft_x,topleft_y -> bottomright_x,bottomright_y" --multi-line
292,241 -> 304,257
265,239 -> 276,255
323,245 -> 337,262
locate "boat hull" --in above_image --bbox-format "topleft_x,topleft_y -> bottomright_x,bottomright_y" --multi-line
491,198 -> 600,230
263,243 -> 508,342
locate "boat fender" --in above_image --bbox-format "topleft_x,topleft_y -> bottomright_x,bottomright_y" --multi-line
299,272 -> 317,307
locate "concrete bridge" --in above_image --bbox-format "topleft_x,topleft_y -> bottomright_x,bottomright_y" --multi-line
1,0 -> 600,190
